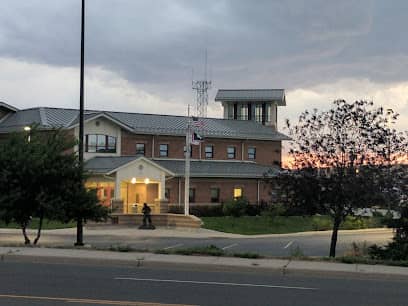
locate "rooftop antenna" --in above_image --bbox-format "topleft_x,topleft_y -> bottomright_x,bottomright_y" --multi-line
192,49 -> 212,118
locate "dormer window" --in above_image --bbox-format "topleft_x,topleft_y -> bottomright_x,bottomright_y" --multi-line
85,134 -> 116,153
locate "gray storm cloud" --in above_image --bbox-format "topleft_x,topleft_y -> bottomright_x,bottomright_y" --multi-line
0,0 -> 407,132
1,0 -> 407,88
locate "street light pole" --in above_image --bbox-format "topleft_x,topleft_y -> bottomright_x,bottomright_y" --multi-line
75,0 -> 85,246
385,108 -> 394,213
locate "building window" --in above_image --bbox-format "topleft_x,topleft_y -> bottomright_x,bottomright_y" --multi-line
210,187 -> 220,203
227,146 -> 236,159
227,104 -> 234,119
248,147 -> 256,160
159,144 -> 168,157
136,143 -> 145,156
255,104 -> 263,122
189,188 -> 195,203
239,104 -> 248,120
248,103 -> 252,120
234,187 -> 243,199
205,145 -> 214,158
233,103 -> 238,120
165,188 -> 170,200
85,134 -> 116,153
265,104 -> 271,123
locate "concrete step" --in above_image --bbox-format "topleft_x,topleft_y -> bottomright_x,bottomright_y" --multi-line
110,213 -> 202,228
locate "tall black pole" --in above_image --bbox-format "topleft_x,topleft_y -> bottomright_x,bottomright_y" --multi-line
75,0 -> 85,246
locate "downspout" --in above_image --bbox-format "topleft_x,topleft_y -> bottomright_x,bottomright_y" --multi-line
241,141 -> 244,160
257,179 -> 260,204
152,135 -> 155,157
178,177 -> 181,206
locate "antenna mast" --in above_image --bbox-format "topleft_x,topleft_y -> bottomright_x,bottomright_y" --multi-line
192,50 -> 212,118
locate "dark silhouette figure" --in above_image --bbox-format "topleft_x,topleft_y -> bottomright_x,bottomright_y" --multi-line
139,203 -> 155,229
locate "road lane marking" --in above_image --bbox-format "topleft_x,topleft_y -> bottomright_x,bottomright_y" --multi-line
283,241 -> 294,249
115,277 -> 318,291
0,294 -> 196,306
222,243 -> 238,250
163,243 -> 184,250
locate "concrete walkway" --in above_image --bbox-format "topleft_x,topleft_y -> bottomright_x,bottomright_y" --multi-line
0,225 -> 393,239
1,245 -> 407,278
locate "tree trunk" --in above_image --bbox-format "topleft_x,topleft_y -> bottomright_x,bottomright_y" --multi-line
21,223 -> 30,245
33,211 -> 44,245
75,217 -> 84,246
329,216 -> 342,257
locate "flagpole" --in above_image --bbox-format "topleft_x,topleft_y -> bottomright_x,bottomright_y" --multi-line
184,105 -> 191,216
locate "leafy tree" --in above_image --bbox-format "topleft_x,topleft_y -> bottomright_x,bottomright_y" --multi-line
369,164 -> 408,261
272,100 -> 406,257
0,128 -> 108,245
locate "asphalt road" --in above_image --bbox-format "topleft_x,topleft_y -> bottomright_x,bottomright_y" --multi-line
0,260 -> 407,306
0,228 -> 392,257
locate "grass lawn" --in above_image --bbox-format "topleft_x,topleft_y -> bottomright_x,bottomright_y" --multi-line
0,218 -> 76,230
201,215 -> 384,235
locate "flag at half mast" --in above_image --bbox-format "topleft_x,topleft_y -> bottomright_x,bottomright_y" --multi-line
191,116 -> 205,145
191,131 -> 203,145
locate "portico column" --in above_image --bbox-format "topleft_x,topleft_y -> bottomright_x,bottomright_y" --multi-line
159,173 -> 166,200
114,176 -> 121,200
111,175 -> 124,213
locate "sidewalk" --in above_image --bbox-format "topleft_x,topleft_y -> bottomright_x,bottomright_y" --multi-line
0,225 -> 393,239
1,246 -> 407,278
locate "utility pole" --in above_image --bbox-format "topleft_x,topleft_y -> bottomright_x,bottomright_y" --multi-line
75,0 -> 85,246
386,108 -> 394,212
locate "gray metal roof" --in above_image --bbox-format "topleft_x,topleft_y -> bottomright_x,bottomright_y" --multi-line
0,107 -> 77,132
154,159 -> 279,178
215,89 -> 286,106
85,156 -> 279,178
0,107 -> 290,141
0,102 -> 19,112
85,156 -> 138,174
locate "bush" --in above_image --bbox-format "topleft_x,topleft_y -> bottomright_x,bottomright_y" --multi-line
369,242 -> 408,261
261,203 -> 287,217
190,205 -> 224,217
168,205 -> 224,217
222,198 -> 248,217
246,201 -> 268,216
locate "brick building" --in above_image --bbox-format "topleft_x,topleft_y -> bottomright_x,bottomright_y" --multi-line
0,89 -> 289,214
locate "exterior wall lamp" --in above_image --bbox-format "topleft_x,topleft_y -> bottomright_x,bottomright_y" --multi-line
24,126 -> 31,143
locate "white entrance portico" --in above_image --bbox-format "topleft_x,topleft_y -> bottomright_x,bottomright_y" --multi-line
105,157 -> 174,214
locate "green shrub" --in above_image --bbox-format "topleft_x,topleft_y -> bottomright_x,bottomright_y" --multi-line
369,242 -> 408,261
245,201 -> 268,216
222,198 -> 248,217
190,205 -> 224,217
261,203 -> 287,217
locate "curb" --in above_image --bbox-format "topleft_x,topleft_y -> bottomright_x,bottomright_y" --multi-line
1,246 -> 408,278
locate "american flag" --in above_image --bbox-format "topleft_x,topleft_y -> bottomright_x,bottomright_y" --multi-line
192,116 -> 205,129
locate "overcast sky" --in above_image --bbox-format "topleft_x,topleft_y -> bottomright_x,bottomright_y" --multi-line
1,0 -> 407,131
